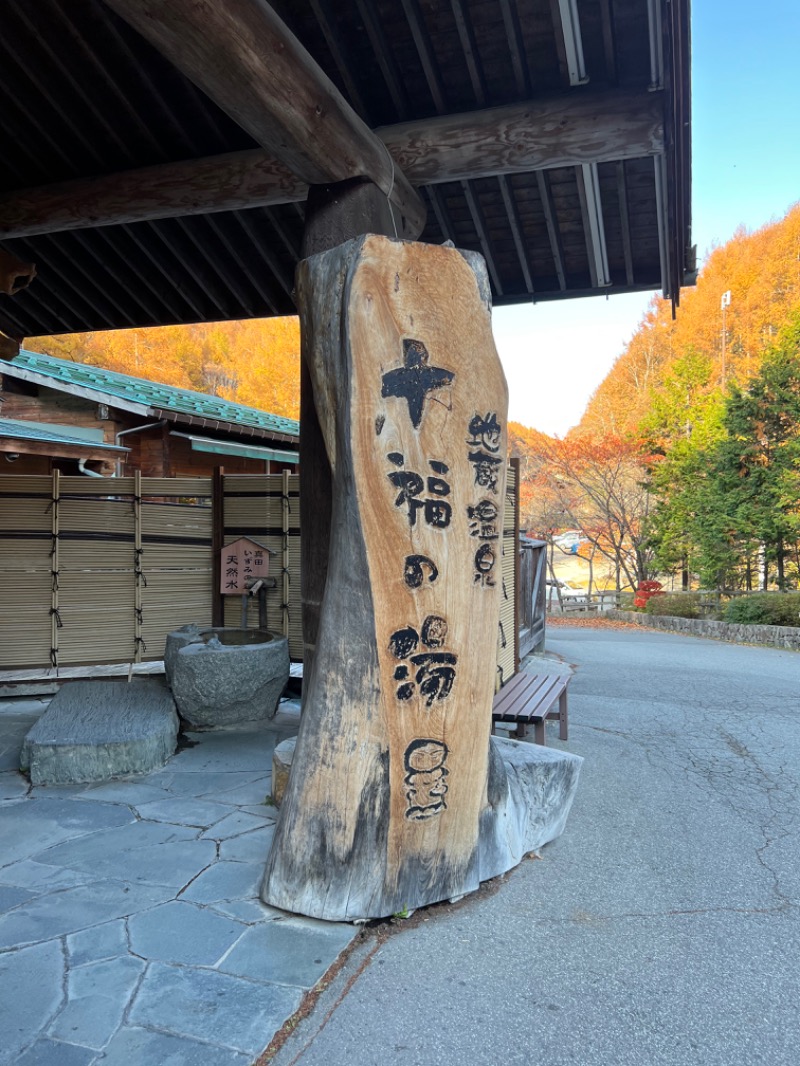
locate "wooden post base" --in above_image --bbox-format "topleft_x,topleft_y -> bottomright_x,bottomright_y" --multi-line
261,235 -> 508,920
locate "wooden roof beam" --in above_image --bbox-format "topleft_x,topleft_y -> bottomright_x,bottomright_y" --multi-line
382,89 -> 663,183
0,88 -> 664,240
102,0 -> 426,238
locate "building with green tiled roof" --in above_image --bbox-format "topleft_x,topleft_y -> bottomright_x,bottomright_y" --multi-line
0,349 -> 298,478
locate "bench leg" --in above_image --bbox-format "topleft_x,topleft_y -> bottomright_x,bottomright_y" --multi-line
512,722 -> 528,740
558,690 -> 568,741
533,719 -> 546,745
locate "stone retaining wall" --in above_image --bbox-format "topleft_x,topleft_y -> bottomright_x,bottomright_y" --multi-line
608,610 -> 800,651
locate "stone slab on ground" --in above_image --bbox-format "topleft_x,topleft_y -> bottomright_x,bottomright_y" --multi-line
19,680 -> 178,785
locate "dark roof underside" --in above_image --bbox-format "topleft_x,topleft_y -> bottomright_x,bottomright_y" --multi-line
0,0 -> 691,337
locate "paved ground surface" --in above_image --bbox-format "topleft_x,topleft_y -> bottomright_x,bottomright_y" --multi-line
268,625 -> 800,1066
0,693 -> 356,1066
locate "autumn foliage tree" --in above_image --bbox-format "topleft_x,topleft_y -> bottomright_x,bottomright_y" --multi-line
579,203 -> 800,439
562,201 -> 800,593
28,317 -> 301,419
509,423 -> 653,591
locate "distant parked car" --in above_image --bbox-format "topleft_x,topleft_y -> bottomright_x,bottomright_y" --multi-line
546,578 -> 586,604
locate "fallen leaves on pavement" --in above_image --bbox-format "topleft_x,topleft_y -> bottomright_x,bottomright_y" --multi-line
546,615 -> 640,629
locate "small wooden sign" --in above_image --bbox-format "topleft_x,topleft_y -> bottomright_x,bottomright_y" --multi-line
220,537 -> 272,594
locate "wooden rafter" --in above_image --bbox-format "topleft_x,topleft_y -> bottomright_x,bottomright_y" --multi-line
353,0 -> 411,121
500,0 -> 531,96
616,161 -> 635,286
0,89 -> 664,240
461,181 -> 503,296
400,0 -> 448,113
536,171 -> 567,291
451,0 -> 488,106
497,176 -> 534,295
599,0 -> 618,84
425,186 -> 457,245
307,0 -> 369,120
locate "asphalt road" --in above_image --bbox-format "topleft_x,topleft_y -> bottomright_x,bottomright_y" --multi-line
267,625 -> 800,1066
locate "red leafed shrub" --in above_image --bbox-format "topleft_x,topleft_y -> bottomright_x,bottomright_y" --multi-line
633,580 -> 664,608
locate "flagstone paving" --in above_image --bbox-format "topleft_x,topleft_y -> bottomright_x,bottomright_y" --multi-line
0,697 -> 358,1065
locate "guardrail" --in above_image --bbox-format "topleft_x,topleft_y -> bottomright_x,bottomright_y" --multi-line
548,590 -> 621,614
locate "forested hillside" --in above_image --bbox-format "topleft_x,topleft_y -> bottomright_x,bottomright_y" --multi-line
510,202 -> 800,592
579,203 -> 800,436
28,317 -> 301,419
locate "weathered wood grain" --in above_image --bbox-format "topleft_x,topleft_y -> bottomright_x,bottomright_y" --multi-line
378,87 -> 664,184
262,236 -> 508,920
0,333 -> 21,359
0,249 -> 36,295
0,89 -> 661,239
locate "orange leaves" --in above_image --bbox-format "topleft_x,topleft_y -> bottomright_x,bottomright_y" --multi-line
578,203 -> 800,438
29,318 -> 302,419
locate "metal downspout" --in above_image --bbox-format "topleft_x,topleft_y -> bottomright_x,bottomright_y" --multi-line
114,420 -> 167,477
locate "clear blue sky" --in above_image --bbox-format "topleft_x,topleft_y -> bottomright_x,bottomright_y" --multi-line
496,1 -> 800,437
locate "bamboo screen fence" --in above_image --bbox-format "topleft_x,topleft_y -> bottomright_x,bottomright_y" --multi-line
0,472 -> 215,669
0,467 -> 517,676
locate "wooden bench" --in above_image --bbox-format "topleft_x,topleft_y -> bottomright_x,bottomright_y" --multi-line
491,672 -> 570,745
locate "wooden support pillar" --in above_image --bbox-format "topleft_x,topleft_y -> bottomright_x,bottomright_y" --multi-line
211,466 -> 225,628
262,233 -> 508,920
299,179 -> 396,678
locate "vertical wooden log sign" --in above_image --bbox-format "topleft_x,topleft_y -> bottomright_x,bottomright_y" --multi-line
262,235 -> 508,921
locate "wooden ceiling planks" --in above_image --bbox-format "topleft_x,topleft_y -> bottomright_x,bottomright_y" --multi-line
0,0 -> 692,338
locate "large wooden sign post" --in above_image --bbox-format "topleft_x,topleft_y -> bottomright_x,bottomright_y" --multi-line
261,234 -> 508,921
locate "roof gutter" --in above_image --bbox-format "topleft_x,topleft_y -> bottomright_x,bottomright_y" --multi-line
171,431 -> 299,465
154,408 -> 299,446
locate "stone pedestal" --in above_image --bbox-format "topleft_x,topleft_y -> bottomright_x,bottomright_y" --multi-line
479,737 -> 583,879
272,736 -> 297,806
268,732 -> 583,909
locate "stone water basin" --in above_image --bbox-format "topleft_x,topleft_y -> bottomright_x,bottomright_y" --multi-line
165,624 -> 290,728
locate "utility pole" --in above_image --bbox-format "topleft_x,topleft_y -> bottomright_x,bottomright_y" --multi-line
720,290 -> 731,386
